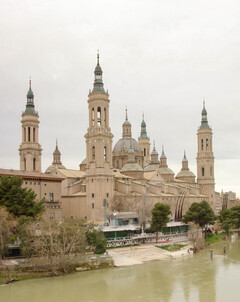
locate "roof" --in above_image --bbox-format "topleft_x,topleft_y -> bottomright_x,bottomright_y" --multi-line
113,170 -> 133,179
176,170 -> 195,178
144,170 -> 164,181
0,169 -> 64,181
45,164 -> 66,173
80,158 -> 87,165
158,167 -> 174,175
144,164 -> 159,172
113,137 -> 142,154
56,169 -> 86,178
121,163 -> 143,172
108,211 -> 139,219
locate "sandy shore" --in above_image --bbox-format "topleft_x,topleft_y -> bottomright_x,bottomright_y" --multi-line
108,244 -> 193,267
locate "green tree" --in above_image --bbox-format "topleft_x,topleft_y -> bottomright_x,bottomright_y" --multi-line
218,208 -> 231,234
229,206 -> 240,232
183,200 -> 216,237
0,176 -> 45,218
150,203 -> 171,232
86,228 -> 107,254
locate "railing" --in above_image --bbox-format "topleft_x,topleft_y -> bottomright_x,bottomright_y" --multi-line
107,232 -> 188,248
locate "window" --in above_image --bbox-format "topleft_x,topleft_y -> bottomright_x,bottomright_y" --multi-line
24,128 -> 26,142
97,107 -> 101,126
107,193 -> 109,197
49,193 -> 54,202
25,181 -> 28,184
28,127 -> 31,142
92,193 -> 94,198
92,179 -> 93,183
210,166 -> 213,177
92,108 -> 95,126
201,139 -> 204,150
92,146 -> 95,161
104,146 -> 107,161
104,108 -> 106,126
117,160 -> 119,169
33,128 -> 35,142
24,158 -> 26,170
206,139 -> 208,150
92,203 -> 94,209
144,148 -> 146,156
202,167 -> 205,176
33,158 -> 36,171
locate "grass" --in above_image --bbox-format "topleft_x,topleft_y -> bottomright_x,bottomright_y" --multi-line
205,233 -> 224,243
156,244 -> 187,252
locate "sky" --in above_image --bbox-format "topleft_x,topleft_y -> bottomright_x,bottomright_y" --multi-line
0,0 -> 240,197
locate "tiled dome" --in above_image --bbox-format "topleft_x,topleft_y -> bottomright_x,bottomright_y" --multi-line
144,164 -> 159,172
121,163 -> 143,172
45,164 -> 66,173
113,137 -> 142,154
158,167 -> 174,175
176,170 -> 195,178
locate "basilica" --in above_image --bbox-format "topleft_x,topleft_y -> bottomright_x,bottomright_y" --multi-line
0,54 -> 222,224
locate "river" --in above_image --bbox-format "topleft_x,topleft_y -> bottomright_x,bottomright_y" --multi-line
1,238 -> 240,302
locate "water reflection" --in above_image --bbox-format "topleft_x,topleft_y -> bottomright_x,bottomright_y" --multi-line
1,239 -> 240,302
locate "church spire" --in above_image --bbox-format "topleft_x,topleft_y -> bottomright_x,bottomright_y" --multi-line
139,112 -> 148,139
200,98 -> 210,129
122,107 -> 132,138
24,78 -> 37,115
92,51 -> 105,93
53,139 -> 62,165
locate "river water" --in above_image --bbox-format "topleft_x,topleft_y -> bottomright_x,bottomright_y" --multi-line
1,238 -> 240,302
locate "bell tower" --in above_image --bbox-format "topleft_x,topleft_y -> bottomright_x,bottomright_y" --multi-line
19,79 -> 42,172
196,100 -> 215,209
138,113 -> 150,166
84,53 -> 114,224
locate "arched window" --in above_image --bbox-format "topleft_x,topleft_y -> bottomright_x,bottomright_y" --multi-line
97,107 -> 101,126
117,160 -> 119,169
104,108 -> 106,126
24,158 -> 26,170
28,127 -> 31,142
33,158 -> 36,171
92,108 -> 94,126
33,128 -> 35,142
202,167 -> 205,177
206,138 -> 208,150
24,128 -> 26,142
104,146 -> 107,161
92,146 -> 95,161
201,139 -> 204,151
210,166 -> 213,177
144,148 -> 146,156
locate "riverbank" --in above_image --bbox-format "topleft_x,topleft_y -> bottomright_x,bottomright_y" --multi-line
108,243 -> 193,267
0,254 -> 113,285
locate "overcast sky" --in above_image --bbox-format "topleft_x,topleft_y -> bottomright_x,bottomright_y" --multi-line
0,0 -> 240,197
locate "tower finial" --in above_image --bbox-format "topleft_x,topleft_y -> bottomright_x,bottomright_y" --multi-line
56,138 -> 58,148
203,97 -> 205,109
142,112 -> 144,120
97,49 -> 99,65
125,107 -> 128,121
153,140 -> 156,150
29,76 -> 32,90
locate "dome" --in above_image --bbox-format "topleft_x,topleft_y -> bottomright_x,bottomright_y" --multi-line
158,167 -> 174,175
27,89 -> 34,99
121,163 -> 143,172
94,64 -> 102,74
113,137 -> 142,154
45,164 -> 66,173
176,170 -> 195,178
123,120 -> 131,126
144,164 -> 159,172
53,147 -> 61,155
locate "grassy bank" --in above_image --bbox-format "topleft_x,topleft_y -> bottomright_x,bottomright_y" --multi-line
156,244 -> 187,252
205,233 -> 224,243
0,255 -> 113,285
